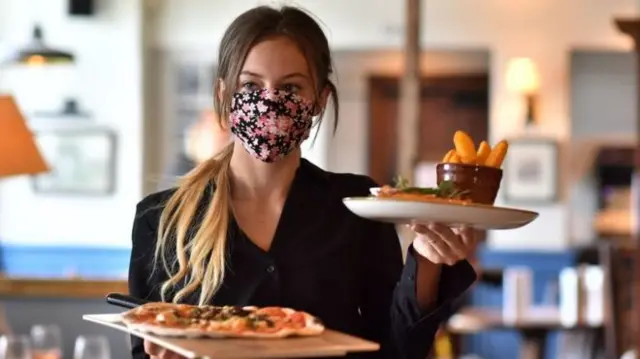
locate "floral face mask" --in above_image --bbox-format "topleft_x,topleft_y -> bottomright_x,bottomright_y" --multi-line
229,88 -> 315,163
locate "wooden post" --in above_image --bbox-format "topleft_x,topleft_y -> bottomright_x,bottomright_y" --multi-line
614,17 -> 640,356
396,0 -> 421,181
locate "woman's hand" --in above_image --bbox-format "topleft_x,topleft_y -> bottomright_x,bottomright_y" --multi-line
410,222 -> 477,266
144,340 -> 186,359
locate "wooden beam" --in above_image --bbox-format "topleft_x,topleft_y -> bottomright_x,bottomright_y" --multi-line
396,0 -> 421,181
613,17 -> 640,357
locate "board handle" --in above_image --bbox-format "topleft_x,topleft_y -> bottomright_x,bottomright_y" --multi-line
106,293 -> 149,309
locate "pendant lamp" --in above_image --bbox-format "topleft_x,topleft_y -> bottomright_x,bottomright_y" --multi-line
5,24 -> 74,65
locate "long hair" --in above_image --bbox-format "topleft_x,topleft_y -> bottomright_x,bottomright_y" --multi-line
154,6 -> 340,305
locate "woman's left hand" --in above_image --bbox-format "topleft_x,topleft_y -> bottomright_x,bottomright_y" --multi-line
410,222 -> 477,266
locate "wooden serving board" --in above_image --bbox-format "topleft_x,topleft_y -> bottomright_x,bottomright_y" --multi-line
83,314 -> 380,359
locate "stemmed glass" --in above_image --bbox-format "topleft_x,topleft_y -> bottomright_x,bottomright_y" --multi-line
0,335 -> 32,359
73,335 -> 110,359
30,324 -> 62,359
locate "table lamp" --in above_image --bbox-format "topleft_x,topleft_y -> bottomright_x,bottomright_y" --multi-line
0,95 -> 49,178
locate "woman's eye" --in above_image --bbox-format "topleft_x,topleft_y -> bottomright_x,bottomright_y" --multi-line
281,84 -> 301,93
241,82 -> 259,91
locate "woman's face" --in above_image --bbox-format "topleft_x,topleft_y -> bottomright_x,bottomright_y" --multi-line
236,36 -> 316,101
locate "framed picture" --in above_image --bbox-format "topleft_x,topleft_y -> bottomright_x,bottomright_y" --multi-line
31,129 -> 117,195
502,138 -> 559,203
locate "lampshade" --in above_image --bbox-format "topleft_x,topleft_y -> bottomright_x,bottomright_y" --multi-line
0,95 -> 49,178
505,57 -> 540,95
4,25 -> 74,66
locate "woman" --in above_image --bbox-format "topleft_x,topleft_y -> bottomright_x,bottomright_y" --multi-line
129,6 -> 477,359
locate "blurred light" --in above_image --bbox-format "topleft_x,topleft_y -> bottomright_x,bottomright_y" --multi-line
505,57 -> 540,95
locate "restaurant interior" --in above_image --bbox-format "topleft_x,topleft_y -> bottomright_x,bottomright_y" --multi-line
1,0 -> 640,358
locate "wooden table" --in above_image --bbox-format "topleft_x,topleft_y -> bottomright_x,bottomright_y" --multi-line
447,306 -> 602,359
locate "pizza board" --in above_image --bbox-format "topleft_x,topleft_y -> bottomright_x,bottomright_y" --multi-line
83,314 -> 380,359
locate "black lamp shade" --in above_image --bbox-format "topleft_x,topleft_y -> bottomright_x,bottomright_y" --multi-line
6,25 -> 74,65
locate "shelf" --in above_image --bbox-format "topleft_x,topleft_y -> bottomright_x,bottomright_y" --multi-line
0,277 -> 127,299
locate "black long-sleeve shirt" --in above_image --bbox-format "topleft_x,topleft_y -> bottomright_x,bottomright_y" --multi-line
128,159 -> 476,359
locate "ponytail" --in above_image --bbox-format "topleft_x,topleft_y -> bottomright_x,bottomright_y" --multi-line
154,143 -> 234,305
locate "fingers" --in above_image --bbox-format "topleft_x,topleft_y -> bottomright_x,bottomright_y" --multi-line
425,223 -> 466,259
145,340 -> 185,359
412,224 -> 454,263
456,226 -> 478,256
411,222 -> 474,265
144,341 -> 161,357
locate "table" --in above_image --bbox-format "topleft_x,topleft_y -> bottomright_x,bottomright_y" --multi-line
447,306 -> 602,359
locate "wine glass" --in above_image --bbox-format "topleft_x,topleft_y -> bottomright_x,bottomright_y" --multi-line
30,324 -> 62,359
73,335 -> 110,359
0,335 -> 32,359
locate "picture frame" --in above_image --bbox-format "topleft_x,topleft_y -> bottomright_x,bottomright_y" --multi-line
31,129 -> 117,195
502,138 -> 559,204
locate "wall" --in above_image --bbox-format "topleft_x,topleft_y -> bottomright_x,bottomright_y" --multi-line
567,51 -> 637,244
0,0 -> 145,248
150,0 -> 638,250
571,51 -> 637,138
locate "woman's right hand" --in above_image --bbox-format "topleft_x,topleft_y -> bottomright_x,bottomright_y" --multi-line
144,340 -> 186,359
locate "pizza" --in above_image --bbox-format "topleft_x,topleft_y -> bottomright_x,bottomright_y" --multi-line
120,302 -> 325,338
372,179 -> 470,204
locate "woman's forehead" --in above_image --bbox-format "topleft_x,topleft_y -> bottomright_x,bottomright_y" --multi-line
240,37 -> 311,80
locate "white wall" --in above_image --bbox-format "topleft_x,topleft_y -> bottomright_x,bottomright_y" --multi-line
0,0 -> 145,247
150,0 -> 639,250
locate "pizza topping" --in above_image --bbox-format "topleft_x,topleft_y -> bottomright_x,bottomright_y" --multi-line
156,311 -> 181,326
199,306 -> 222,320
374,177 -> 471,204
227,306 -> 252,317
122,302 -> 324,337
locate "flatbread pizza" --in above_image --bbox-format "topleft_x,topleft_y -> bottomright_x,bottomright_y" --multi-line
371,177 -> 470,204
121,303 -> 325,339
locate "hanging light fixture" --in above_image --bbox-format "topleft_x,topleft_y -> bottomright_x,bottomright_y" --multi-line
5,24 -> 74,65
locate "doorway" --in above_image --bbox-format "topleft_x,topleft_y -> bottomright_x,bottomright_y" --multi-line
367,74 -> 490,185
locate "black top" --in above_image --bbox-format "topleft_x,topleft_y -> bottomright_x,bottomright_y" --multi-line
128,159 -> 477,359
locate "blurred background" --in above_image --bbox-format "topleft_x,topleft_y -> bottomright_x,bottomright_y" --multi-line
0,0 -> 639,358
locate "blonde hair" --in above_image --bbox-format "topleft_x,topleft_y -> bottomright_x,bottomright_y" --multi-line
154,144 -> 233,304
153,5 -> 340,305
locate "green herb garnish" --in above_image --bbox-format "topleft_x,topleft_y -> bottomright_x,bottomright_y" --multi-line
392,176 -> 469,199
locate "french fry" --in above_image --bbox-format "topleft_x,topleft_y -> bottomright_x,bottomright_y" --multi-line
449,153 -> 461,163
442,149 -> 456,163
453,130 -> 477,164
476,141 -> 491,165
484,140 -> 509,168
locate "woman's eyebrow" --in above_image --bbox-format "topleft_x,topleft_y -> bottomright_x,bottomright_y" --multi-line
281,72 -> 309,80
239,71 -> 309,80
239,71 -> 262,78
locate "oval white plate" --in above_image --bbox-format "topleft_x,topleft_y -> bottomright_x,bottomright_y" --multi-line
343,191 -> 538,230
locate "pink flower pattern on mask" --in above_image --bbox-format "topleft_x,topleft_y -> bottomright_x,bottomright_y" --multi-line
230,88 -> 315,163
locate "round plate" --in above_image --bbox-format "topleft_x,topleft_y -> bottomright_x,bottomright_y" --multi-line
342,196 -> 538,230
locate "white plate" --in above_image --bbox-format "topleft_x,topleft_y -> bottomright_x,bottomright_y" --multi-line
343,190 -> 538,230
